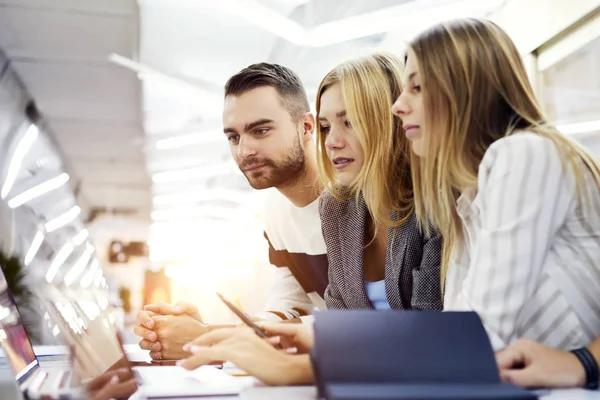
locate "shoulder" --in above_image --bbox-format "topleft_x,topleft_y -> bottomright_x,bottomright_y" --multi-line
484,131 -> 558,157
478,131 -> 564,185
318,190 -> 336,211
398,212 -> 437,242
318,190 -> 349,216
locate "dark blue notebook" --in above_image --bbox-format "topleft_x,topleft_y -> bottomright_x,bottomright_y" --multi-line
326,383 -> 536,400
311,311 -> 536,400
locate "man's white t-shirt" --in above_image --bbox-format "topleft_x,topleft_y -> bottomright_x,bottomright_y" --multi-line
255,190 -> 328,321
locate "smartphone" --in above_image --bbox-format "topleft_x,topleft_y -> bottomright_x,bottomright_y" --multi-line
216,292 -> 282,350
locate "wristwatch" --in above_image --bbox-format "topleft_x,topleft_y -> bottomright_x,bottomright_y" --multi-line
571,347 -> 599,390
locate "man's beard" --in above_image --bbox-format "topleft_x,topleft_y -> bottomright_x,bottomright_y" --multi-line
239,136 -> 306,190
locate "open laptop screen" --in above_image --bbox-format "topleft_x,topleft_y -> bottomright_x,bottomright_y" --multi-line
0,265 -> 39,382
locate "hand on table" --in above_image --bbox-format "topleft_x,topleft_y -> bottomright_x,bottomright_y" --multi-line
85,368 -> 137,400
177,326 -> 314,386
496,339 -> 586,388
133,301 -> 209,360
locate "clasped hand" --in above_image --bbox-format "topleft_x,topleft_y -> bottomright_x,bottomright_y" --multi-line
133,301 -> 209,360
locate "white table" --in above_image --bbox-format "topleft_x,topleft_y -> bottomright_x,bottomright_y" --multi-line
24,345 -> 600,400
130,385 -> 600,400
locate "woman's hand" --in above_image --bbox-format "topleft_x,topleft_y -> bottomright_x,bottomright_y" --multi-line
261,322 -> 315,354
496,339 -> 585,388
85,368 -> 137,400
177,327 -> 314,386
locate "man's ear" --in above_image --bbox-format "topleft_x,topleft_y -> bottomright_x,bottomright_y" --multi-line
301,112 -> 316,143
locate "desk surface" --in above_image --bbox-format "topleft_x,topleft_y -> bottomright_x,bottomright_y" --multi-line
131,386 -> 600,400
20,345 -> 600,400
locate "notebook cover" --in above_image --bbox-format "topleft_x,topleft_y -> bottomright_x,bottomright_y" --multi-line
325,383 -> 538,400
311,311 -> 534,400
312,311 -> 499,385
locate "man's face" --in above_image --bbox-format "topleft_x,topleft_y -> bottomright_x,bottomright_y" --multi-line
223,86 -> 305,190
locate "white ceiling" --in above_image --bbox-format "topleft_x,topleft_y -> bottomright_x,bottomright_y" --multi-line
136,0 -> 507,228
2,0 -> 596,240
0,0 -> 149,219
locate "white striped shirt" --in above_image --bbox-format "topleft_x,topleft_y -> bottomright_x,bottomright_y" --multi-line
444,132 -> 600,351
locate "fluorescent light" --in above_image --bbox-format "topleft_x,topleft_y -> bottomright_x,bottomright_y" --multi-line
323,0 -> 502,48
151,205 -> 234,221
156,129 -> 223,150
556,120 -> 600,135
214,0 -> 306,45
152,163 -> 235,184
109,53 -> 221,93
206,0 -> 499,48
46,243 -> 74,283
0,306 -> 10,321
7,173 -> 70,209
139,0 -> 499,49
318,0 -> 502,46
72,229 -> 89,246
109,54 -> 198,91
45,206 -> 81,233
63,251 -> 92,286
147,155 -> 224,174
24,230 -> 45,266
93,270 -> 104,287
153,187 -> 250,206
52,325 -> 61,337
1,124 -> 39,199
80,259 -> 99,288
307,0 -> 445,46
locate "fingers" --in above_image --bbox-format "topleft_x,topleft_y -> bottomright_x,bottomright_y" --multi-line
133,325 -> 157,342
266,336 -> 281,346
182,327 -> 249,351
139,339 -> 162,352
174,301 -> 200,316
136,310 -> 156,329
262,323 -> 303,337
495,346 -> 525,370
91,376 -> 138,400
144,301 -> 185,315
178,346 -> 229,371
500,368 -> 539,388
86,368 -> 131,391
144,301 -> 203,322
139,338 -> 162,359
262,323 -> 313,351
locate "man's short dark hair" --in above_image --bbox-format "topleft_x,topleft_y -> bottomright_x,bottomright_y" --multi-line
224,63 -> 310,122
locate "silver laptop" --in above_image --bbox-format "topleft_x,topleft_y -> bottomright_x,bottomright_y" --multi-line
0,268 -> 75,399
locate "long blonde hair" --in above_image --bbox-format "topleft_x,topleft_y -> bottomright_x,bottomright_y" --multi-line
408,18 -> 600,286
315,52 -> 413,228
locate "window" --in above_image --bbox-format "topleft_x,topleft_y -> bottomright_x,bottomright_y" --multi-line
538,12 -> 600,154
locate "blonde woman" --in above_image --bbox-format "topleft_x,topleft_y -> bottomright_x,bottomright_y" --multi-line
178,53 -> 443,384
316,52 -> 442,311
392,18 -> 600,354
